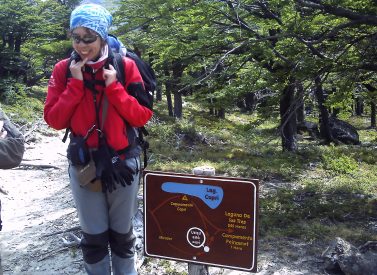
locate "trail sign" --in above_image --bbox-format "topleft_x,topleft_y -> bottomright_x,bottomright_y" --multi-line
143,170 -> 259,272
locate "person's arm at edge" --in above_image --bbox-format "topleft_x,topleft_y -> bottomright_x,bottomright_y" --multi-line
0,109 -> 25,169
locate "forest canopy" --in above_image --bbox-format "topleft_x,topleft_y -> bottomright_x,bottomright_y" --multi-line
0,0 -> 376,150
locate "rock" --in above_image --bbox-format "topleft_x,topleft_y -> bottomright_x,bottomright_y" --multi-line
322,237 -> 377,275
329,117 -> 360,145
297,121 -> 320,138
192,166 -> 215,176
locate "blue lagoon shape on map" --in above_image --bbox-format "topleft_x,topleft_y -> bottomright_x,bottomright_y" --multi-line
161,182 -> 224,209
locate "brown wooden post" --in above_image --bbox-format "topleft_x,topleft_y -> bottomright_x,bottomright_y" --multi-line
187,166 -> 215,275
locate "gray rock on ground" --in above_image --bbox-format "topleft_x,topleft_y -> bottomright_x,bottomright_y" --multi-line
322,237 -> 377,275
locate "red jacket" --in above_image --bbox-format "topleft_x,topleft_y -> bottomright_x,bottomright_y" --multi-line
44,57 -> 153,153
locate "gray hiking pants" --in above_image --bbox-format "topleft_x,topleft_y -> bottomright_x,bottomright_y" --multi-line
68,157 -> 141,275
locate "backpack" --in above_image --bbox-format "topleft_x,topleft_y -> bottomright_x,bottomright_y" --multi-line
63,35 -> 156,168
107,34 -> 156,108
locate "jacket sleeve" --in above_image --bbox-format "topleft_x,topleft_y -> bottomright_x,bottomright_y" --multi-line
105,57 -> 153,127
0,108 -> 25,169
44,60 -> 86,130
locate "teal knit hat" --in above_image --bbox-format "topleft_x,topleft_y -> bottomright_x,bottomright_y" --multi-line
70,4 -> 112,40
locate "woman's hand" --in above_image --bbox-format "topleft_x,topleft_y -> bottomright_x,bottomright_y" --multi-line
69,58 -> 88,80
103,64 -> 117,87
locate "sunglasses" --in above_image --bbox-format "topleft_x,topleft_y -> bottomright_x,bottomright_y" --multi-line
71,33 -> 99,44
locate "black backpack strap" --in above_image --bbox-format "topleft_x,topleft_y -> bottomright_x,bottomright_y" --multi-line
62,128 -> 70,143
138,127 -> 149,169
62,55 -> 74,143
63,54 -> 107,143
108,50 -> 125,86
65,51 -> 79,79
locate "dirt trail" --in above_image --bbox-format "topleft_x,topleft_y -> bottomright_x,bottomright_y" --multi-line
0,126 -> 326,275
0,129 -> 84,274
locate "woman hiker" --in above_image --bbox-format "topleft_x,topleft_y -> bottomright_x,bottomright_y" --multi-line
44,4 -> 152,274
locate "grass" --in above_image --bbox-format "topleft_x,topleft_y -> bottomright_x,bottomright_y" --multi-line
147,98 -> 377,245
2,87 -> 376,246
0,85 -> 46,125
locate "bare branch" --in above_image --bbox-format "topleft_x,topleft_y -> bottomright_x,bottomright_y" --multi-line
359,63 -> 377,72
303,20 -> 370,44
41,226 -> 81,238
296,0 -> 377,26
15,163 -> 60,170
178,41 -> 248,93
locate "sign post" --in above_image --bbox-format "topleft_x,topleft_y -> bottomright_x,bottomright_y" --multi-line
188,166 -> 215,275
143,170 -> 259,272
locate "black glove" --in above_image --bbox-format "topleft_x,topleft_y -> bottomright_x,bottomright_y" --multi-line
92,139 -> 136,193
92,141 -> 117,193
111,155 -> 135,187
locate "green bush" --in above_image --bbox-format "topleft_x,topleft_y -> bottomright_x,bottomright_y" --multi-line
322,153 -> 359,174
0,82 -> 44,124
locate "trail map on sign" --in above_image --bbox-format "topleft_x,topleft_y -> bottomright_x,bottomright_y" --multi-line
143,171 -> 259,272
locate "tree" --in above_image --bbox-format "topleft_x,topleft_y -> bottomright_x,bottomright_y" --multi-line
0,0 -> 39,81
23,0 -> 78,83
102,1 -> 377,149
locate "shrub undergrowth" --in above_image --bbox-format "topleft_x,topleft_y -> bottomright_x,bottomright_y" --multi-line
147,99 -> 377,244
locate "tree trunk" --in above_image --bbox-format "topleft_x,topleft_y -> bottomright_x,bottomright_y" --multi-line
8,33 -> 14,50
371,102 -> 376,128
208,95 -> 215,115
296,82 -> 305,125
15,35 -> 22,53
1,33 -> 5,48
156,86 -> 162,102
172,61 -> 185,119
355,97 -> 364,116
314,76 -> 333,143
165,84 -> 173,117
174,92 -> 183,118
362,84 -> 376,128
332,108 -> 340,118
217,108 -> 225,119
245,92 -> 257,113
164,67 -> 174,117
279,80 -> 297,152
